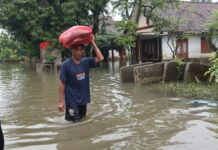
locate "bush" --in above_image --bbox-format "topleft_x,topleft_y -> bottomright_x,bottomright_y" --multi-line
174,58 -> 186,81
205,52 -> 218,82
0,35 -> 21,62
46,55 -> 57,62
0,48 -> 20,62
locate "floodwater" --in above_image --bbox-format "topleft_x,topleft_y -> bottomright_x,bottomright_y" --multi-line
0,62 -> 218,150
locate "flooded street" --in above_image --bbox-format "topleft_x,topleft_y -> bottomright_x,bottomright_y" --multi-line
0,62 -> 218,150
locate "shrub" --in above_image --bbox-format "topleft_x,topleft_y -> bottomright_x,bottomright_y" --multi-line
205,52 -> 218,82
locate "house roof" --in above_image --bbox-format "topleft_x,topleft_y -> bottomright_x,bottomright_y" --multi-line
161,2 -> 218,32
136,2 -> 218,33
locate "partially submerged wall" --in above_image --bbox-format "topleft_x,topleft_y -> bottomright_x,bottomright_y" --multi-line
134,63 -> 165,85
121,61 -> 211,84
162,62 -> 177,82
120,62 -> 152,83
184,62 -> 210,83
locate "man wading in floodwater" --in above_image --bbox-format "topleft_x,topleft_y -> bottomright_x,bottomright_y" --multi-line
58,36 -> 104,122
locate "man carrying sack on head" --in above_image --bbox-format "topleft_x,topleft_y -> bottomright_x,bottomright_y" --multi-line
58,26 -> 104,122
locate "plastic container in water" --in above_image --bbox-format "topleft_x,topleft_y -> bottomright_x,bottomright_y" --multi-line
191,100 -> 218,107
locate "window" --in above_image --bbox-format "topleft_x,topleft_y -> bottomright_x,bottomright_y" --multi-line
176,39 -> 188,58
201,37 -> 211,53
141,38 -> 161,61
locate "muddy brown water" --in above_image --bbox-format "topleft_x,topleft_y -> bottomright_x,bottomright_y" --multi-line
0,62 -> 218,150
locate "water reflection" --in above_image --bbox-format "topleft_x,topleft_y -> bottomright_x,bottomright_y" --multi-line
0,62 -> 218,150
162,120 -> 218,150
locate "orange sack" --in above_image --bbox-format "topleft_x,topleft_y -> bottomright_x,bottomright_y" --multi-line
59,26 -> 93,48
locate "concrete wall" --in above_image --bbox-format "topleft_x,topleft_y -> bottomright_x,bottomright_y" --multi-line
40,49 -> 61,63
134,62 -> 165,85
162,61 -> 178,82
184,62 -> 210,83
120,62 -> 152,83
122,61 -> 212,84
39,49 -> 61,71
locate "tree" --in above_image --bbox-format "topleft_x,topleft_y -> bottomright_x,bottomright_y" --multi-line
0,0 -> 90,57
114,20 -> 136,62
112,0 -> 180,58
0,0 -> 110,58
111,0 -> 139,20
87,0 -> 110,34
207,10 -> 218,52
0,35 -> 21,61
95,32 -> 116,61
152,3 -> 190,59
115,20 -> 136,50
143,0 -> 196,59
205,10 -> 218,82
205,52 -> 218,82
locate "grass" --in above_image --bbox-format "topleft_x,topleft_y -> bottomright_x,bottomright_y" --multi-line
147,82 -> 218,100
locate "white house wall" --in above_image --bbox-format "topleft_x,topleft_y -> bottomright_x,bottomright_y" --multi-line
161,35 -> 215,60
188,37 -> 201,58
188,36 -> 215,58
138,15 -> 150,28
162,36 -> 175,60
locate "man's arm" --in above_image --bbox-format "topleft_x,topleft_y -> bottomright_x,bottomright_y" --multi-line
91,37 -> 104,63
58,80 -> 65,112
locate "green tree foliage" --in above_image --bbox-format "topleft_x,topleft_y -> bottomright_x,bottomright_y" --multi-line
95,33 -> 115,60
96,33 -> 115,51
174,58 -> 186,81
85,0 -> 110,34
204,52 -> 218,82
205,10 -> 218,82
143,0 -> 189,59
112,0 -> 179,58
111,0 -> 138,20
0,0 -> 110,58
115,20 -> 136,50
207,10 -> 218,52
0,0 -> 89,56
0,35 -> 21,61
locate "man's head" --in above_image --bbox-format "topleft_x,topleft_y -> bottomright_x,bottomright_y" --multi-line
71,44 -> 85,60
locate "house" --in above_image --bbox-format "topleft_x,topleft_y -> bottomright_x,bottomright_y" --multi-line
132,1 -> 218,63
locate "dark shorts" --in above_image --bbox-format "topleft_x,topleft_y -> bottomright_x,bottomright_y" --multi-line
65,105 -> 87,122
0,122 -> 4,150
